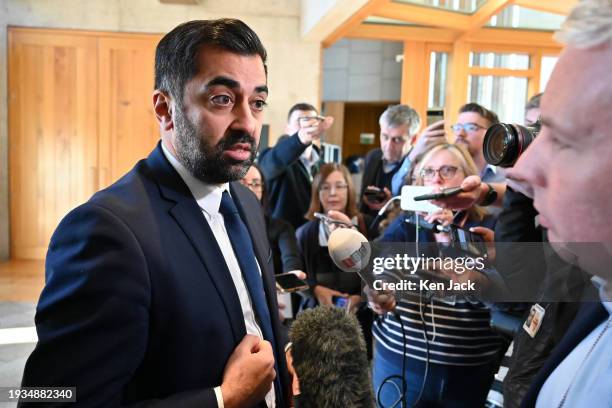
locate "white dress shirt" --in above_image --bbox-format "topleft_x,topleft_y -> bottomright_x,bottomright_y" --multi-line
536,277 -> 612,408
162,142 -> 275,408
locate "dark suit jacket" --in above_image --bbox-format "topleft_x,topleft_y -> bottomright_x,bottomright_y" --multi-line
520,301 -> 608,407
20,143 -> 288,407
258,134 -> 316,230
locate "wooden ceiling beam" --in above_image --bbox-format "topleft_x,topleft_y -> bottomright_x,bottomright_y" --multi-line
372,2 -> 471,31
463,27 -> 560,47
344,23 -> 459,43
461,0 -> 512,36
321,0 -> 391,48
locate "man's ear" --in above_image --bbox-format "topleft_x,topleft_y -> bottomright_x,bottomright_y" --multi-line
153,90 -> 174,132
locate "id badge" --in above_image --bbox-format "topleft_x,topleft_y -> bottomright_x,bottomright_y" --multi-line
523,303 -> 545,338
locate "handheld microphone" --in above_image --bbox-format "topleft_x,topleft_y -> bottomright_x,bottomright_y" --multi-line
327,228 -> 371,273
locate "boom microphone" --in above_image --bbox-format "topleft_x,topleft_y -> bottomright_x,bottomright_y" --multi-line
289,306 -> 374,407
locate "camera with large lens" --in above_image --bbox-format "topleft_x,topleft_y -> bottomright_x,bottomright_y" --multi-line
483,119 -> 541,168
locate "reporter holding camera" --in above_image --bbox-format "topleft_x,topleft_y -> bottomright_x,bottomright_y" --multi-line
368,143 -> 505,407
258,103 -> 333,230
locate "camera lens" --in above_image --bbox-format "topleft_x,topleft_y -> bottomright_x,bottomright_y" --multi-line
483,123 -> 536,168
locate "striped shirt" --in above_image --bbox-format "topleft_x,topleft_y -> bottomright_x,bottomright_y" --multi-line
373,296 -> 505,366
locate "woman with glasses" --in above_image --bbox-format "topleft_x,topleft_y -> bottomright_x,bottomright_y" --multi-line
370,143 -> 505,407
296,163 -> 377,356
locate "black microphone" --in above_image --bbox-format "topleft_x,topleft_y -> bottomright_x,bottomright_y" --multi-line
289,306 -> 374,407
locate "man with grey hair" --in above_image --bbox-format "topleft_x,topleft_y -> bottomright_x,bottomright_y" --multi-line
359,104 -> 424,216
506,0 -> 612,406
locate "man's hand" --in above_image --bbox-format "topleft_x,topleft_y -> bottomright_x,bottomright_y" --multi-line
431,175 -> 484,210
362,186 -> 392,211
313,285 -> 348,306
221,335 -> 276,408
408,120 -> 447,161
364,286 -> 396,315
297,116 -> 334,145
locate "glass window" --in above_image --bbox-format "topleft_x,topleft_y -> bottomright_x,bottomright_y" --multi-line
487,5 -> 565,30
540,55 -> 559,92
468,75 -> 528,123
428,51 -> 448,109
470,52 -> 530,70
393,0 -> 486,14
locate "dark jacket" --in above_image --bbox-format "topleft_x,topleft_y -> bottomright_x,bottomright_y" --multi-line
520,301 -> 608,408
20,143 -> 288,407
359,148 -> 400,217
258,134 -> 320,230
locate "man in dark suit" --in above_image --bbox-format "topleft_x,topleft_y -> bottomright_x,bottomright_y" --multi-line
20,19 -> 287,408
359,104 -> 421,218
507,1 -> 612,406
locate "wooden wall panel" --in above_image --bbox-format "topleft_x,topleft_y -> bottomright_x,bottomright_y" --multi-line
9,30 -> 98,259
9,28 -> 162,260
342,102 -> 394,159
98,36 -> 161,188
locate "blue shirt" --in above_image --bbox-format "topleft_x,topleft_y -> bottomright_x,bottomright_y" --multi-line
536,277 -> 612,408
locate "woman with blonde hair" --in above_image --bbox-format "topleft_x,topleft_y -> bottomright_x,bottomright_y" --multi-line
370,143 -> 504,407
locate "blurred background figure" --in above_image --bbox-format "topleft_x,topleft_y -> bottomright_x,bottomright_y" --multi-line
360,104 -> 421,219
241,164 -> 306,322
297,163 -> 377,357
258,103 -> 333,230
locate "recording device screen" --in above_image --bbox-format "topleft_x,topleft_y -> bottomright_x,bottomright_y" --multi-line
275,273 -> 308,293
447,225 -> 487,258
332,296 -> 348,308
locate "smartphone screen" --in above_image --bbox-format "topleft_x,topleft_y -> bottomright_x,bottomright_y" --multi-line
275,273 -> 308,293
332,296 -> 348,308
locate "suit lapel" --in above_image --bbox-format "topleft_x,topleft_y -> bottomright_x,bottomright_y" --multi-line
146,144 -> 246,343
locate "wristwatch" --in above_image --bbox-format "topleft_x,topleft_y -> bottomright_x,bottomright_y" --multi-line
480,183 -> 497,206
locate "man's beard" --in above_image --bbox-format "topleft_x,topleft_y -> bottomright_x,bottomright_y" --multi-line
173,108 -> 258,184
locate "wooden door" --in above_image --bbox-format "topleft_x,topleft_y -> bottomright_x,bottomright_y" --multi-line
98,35 -> 161,188
9,29 -> 99,259
342,102 -> 396,159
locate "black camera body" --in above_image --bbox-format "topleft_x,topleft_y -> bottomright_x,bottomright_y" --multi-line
483,119 -> 541,168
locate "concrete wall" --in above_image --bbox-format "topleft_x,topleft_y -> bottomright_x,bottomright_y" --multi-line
322,38 -> 402,102
0,0 -> 322,260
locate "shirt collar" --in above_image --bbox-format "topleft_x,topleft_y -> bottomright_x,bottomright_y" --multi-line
300,145 -> 320,170
591,275 -> 612,315
161,141 -> 229,215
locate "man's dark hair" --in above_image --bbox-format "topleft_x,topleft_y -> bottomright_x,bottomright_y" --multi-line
525,93 -> 543,111
154,19 -> 267,104
459,102 -> 500,125
289,306 -> 374,407
287,103 -> 318,120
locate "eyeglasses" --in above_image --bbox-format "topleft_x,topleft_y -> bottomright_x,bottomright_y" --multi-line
240,179 -> 263,190
319,183 -> 348,194
420,165 -> 459,181
381,134 -> 408,144
451,123 -> 486,134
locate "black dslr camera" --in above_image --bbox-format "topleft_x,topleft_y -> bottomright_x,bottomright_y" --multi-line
483,119 -> 541,168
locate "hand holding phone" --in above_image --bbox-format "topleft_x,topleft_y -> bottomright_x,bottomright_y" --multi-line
363,186 -> 388,203
275,273 -> 309,293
